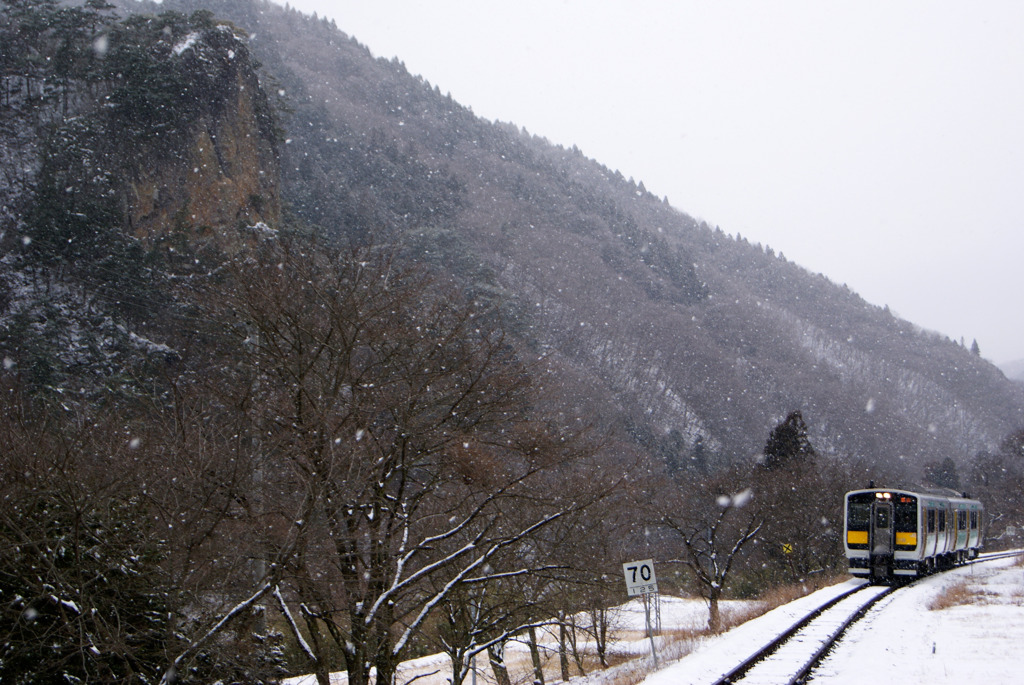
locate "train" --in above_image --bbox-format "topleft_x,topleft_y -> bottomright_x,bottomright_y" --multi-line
844,486 -> 984,583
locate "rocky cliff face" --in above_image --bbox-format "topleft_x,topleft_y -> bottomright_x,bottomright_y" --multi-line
122,24 -> 281,245
0,6 -> 283,400
2,11 -> 281,248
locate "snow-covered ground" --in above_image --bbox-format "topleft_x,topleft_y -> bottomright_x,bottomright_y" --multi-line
284,555 -> 1024,685
281,594 -> 756,685
644,555 -> 1024,685
813,556 -> 1024,683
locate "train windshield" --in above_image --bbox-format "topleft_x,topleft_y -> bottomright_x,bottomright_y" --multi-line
847,501 -> 871,529
894,494 -> 918,550
894,495 -> 917,532
846,493 -> 872,550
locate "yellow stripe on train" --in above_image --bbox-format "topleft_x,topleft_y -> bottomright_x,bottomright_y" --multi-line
847,530 -> 868,545
896,532 -> 917,547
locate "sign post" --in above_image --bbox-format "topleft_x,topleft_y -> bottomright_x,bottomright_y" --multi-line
623,559 -> 659,666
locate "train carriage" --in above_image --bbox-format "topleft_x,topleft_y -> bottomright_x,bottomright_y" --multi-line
844,487 -> 983,583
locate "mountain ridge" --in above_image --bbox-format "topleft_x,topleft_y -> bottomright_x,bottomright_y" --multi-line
1000,359 -> 1024,383
15,0 -> 1024,476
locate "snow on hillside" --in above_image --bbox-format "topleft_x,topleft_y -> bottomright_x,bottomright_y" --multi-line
282,594 -> 756,685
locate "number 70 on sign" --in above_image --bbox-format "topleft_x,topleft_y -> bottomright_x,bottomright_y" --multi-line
622,559 -> 658,596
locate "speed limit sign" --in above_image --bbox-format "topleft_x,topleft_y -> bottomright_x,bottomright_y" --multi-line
622,559 -> 658,596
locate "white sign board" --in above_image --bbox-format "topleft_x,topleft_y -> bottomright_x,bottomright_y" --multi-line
622,559 -> 658,596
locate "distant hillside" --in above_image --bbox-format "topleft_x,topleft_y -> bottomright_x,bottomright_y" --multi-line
7,0 -> 1015,480
126,0 -> 1024,476
1001,359 -> 1024,383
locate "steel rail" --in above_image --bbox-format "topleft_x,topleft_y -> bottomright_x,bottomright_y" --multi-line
709,583 -> 879,685
971,549 -> 1024,564
790,551 -> 1023,683
706,550 -> 1020,685
768,552 -> 1022,683
784,586 -> 892,684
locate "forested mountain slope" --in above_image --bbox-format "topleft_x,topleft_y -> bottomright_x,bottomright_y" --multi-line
136,0 -> 1024,474
8,0 -> 1023,475
1,1 -> 280,404
4,1 -> 1024,682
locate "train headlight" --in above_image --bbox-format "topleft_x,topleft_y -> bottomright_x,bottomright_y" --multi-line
875,492 -> 892,499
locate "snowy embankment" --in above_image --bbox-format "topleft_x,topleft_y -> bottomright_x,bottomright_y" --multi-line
813,556 -> 1024,683
281,595 -> 754,685
283,557 -> 1024,685
643,555 -> 1024,685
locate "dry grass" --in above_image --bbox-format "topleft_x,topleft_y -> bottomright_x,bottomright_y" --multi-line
573,631 -> 705,685
759,575 -> 850,608
580,579 -> 853,685
709,574 -> 850,631
928,580 -> 983,610
588,657 -> 655,685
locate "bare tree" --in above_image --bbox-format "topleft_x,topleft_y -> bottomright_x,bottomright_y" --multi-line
662,481 -> 761,633
0,386 -> 170,683
218,236 -> 603,685
434,573 -> 559,685
0,374 -> 285,685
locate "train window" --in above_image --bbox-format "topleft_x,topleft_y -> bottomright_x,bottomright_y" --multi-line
938,510 -> 946,532
970,511 -> 978,530
927,509 -> 935,533
875,507 -> 890,529
847,503 -> 871,529
958,510 -> 967,530
895,497 -> 917,533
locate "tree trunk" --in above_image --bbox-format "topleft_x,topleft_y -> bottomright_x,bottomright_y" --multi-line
447,648 -> 469,685
313,662 -> 332,685
372,605 -> 399,685
590,607 -> 609,667
566,615 -> 586,676
488,642 -> 512,685
528,626 -> 545,685
341,623 -> 371,685
708,586 -> 722,633
375,656 -> 398,685
558,616 -> 570,682
299,613 -> 331,685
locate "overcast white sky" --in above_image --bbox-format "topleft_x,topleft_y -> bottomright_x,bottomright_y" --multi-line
280,0 -> 1024,364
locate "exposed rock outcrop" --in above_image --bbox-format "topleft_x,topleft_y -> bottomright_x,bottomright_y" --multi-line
123,24 -> 281,244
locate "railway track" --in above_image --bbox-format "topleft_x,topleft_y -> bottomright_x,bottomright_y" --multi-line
705,550 -> 1022,685
970,549 -> 1023,565
710,583 -> 891,685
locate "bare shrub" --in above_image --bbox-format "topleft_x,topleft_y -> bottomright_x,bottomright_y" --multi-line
928,581 -> 979,610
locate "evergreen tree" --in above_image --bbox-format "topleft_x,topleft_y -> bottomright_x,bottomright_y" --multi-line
924,456 -> 961,490
691,434 -> 707,472
762,410 -> 816,470
1000,428 -> 1024,460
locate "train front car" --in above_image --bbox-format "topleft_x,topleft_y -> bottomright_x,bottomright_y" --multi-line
845,489 -> 920,583
844,488 -> 984,583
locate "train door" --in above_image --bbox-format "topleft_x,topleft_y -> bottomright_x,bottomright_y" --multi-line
870,498 -> 895,581
926,506 -> 936,557
941,505 -> 952,554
